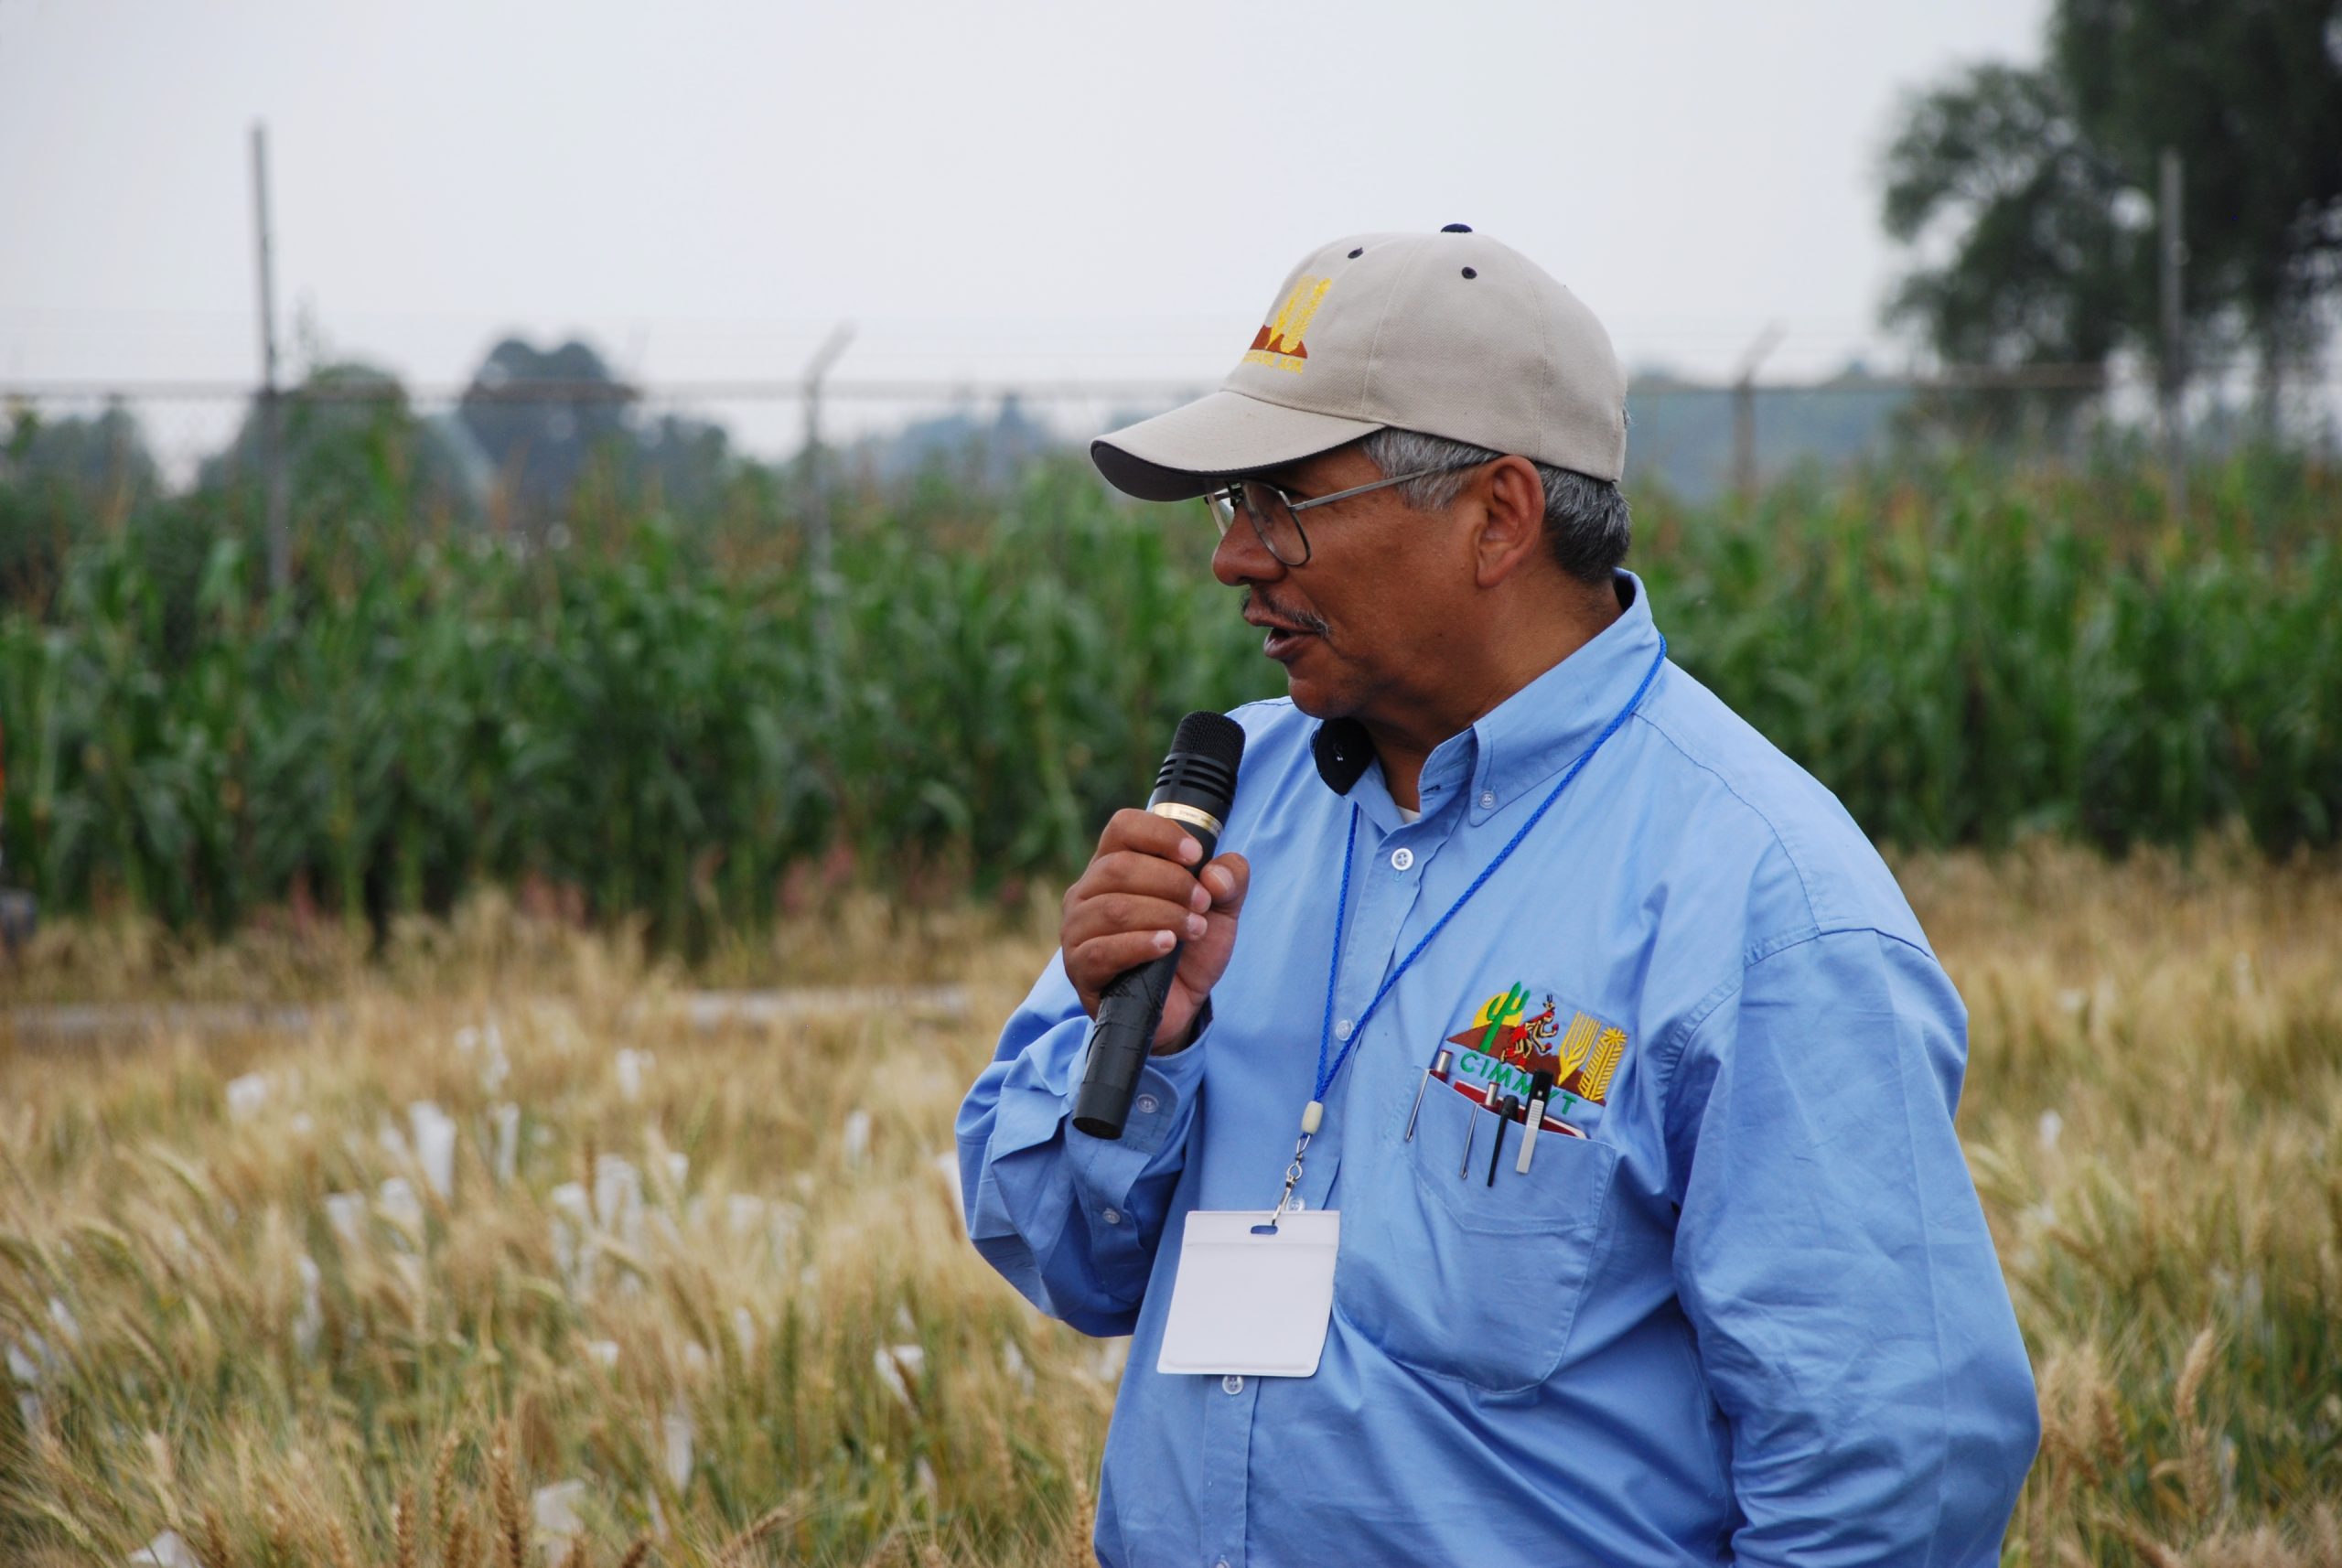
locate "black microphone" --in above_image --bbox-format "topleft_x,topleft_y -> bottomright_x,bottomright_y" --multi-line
1070,710 -> 1246,1140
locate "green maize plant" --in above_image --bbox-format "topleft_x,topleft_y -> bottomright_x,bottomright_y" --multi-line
0,445 -> 2335,946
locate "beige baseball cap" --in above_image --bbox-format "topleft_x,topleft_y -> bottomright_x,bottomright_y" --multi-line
1092,226 -> 1626,501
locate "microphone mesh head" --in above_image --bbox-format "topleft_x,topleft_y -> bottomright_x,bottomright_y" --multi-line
1170,710 -> 1246,774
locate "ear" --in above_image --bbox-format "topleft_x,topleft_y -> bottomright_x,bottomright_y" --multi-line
1471,456 -> 1548,589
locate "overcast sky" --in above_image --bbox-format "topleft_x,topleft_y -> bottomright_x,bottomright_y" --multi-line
0,0 -> 2047,449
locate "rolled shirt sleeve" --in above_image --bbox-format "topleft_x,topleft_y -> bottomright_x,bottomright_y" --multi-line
956,953 -> 1206,1337
1667,927 -> 2039,1565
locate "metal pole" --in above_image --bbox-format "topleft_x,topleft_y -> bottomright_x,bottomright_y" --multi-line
1731,324 -> 1785,508
800,323 -> 854,628
2158,147 -> 2186,517
1732,381 -> 1755,506
800,324 -> 855,574
250,123 -> 289,591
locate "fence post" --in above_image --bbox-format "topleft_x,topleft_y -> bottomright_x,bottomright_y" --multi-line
1732,324 -> 1784,508
249,123 -> 289,592
800,324 -> 854,648
2158,146 -> 2187,518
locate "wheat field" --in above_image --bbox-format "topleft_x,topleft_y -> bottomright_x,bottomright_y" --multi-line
2,847 -> 2337,1566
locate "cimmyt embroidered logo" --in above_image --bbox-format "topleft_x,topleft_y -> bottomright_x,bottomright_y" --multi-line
1244,276 -> 1331,372
1438,983 -> 1628,1132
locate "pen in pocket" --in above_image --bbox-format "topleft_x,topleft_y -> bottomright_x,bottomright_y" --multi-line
1487,1094 -> 1520,1186
1405,1048 -> 1451,1143
1457,1084 -> 1480,1176
1517,1070 -> 1556,1175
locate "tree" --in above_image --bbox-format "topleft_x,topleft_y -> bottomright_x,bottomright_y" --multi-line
3,402 -> 161,499
0,403 -> 164,605
450,338 -> 738,532
1882,0 -> 2342,418
1882,63 -> 2137,435
455,338 -> 636,529
631,411 -> 736,517
2052,0 -> 2342,392
202,361 -> 477,531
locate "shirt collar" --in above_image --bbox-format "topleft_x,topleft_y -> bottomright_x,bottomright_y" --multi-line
1309,570 -> 1665,827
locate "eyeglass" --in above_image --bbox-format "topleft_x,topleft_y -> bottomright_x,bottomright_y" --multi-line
1204,462 -> 1488,567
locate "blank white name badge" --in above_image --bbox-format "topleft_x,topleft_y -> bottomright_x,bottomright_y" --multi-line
1156,1208 -> 1341,1378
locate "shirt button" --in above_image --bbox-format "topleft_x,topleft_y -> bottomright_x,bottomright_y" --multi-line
1101,1207 -> 1123,1226
1134,1093 -> 1159,1114
1480,790 -> 1497,809
1333,1018 -> 1353,1041
1221,1374 -> 1244,1395
1286,1194 -> 1306,1212
1390,846 -> 1414,871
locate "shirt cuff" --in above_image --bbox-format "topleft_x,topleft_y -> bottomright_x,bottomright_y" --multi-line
1065,1014 -> 1208,1197
1151,995 -> 1212,1058
1075,1021 -> 1206,1148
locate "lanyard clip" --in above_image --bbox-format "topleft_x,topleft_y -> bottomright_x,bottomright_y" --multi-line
1269,1129 -> 1311,1220
1267,1101 -> 1325,1221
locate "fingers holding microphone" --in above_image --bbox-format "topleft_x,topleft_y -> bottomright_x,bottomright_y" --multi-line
1068,710 -> 1246,1139
1061,807 -> 1205,1011
1171,852 -> 1250,1030
1061,807 -> 1247,1048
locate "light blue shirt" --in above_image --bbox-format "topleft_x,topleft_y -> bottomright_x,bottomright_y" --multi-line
958,573 -> 2038,1567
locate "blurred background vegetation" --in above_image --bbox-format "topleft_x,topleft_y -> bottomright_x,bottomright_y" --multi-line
2,0 -> 2336,959
4,384 -> 2337,956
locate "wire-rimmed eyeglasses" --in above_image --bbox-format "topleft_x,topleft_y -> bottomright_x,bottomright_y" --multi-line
1204,462 -> 1488,567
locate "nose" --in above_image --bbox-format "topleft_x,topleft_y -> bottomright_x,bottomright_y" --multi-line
1211,508 -> 1286,587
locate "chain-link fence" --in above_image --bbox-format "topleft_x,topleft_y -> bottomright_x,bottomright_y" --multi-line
5,357 -> 2337,529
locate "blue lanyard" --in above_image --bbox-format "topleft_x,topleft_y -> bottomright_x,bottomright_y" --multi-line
1306,637 -> 1668,1125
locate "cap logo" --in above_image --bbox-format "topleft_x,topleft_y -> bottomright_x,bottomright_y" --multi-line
1244,276 -> 1331,373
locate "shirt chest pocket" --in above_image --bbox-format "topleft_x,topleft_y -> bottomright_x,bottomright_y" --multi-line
1331,1082 -> 1619,1399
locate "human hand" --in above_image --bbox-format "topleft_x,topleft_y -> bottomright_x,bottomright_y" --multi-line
1059,809 -> 1251,1052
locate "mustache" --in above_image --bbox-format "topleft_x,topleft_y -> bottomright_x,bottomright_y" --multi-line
1241,589 -> 1331,638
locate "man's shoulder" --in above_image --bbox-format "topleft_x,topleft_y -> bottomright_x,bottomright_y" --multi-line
1633,663 -> 1928,956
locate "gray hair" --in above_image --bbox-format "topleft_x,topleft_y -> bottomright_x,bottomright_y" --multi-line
1357,428 -> 1629,585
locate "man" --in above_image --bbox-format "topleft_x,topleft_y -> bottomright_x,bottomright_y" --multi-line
958,227 -> 2038,1566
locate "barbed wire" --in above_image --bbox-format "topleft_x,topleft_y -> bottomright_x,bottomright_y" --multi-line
5,358 -> 2333,509
5,359 -> 2311,403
